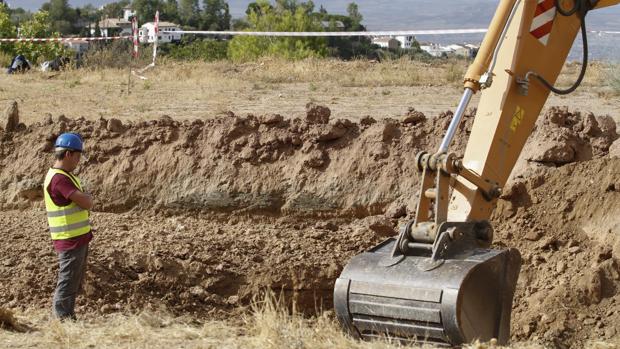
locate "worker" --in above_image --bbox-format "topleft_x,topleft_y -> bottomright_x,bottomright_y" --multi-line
43,133 -> 94,321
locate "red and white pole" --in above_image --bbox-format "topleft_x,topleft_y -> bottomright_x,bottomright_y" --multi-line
132,16 -> 139,58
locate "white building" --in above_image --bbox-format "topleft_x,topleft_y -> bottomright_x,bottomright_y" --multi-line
446,44 -> 468,56
87,6 -> 135,38
394,35 -> 415,49
139,22 -> 182,43
372,36 -> 400,50
445,44 -> 480,58
89,18 -> 132,37
464,43 -> 480,58
420,43 -> 454,57
123,6 -> 136,21
372,35 -> 416,50
419,43 -> 479,58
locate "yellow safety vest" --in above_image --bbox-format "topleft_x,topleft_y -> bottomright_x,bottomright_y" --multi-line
43,168 -> 91,240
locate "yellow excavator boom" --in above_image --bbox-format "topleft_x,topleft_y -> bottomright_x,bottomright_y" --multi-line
452,0 -> 620,222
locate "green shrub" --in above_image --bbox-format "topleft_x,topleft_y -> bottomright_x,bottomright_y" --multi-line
0,4 -> 16,58
227,1 -> 327,62
14,11 -> 68,64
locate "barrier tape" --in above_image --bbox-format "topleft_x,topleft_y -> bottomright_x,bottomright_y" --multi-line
164,29 -> 490,37
167,29 -> 620,37
1,28 -> 616,43
0,36 -> 128,42
0,29 -> 487,43
591,30 -> 620,34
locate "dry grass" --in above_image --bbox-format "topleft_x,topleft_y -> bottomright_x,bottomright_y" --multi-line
2,294 -> 618,349
443,60 -> 468,85
0,58 -> 470,125
0,51 -> 13,68
215,57 -> 442,87
0,59 -> 620,124
0,57 -> 617,126
0,295 -> 544,349
555,61 -> 615,88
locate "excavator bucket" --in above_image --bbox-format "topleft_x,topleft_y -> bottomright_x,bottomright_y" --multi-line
334,238 -> 521,346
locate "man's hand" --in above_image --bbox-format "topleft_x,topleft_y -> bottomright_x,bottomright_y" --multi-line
69,191 -> 93,210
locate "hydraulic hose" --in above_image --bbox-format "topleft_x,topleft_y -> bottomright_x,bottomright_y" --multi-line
529,0 -> 597,95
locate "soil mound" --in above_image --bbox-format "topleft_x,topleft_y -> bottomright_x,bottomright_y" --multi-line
525,106 -> 617,163
0,106 -> 474,216
493,157 -> 620,345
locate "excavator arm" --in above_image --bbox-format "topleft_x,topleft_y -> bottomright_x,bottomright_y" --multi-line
334,0 -> 620,346
451,0 -> 620,223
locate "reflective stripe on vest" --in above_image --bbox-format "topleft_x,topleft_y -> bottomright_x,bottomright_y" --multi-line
43,168 -> 91,240
46,206 -> 84,218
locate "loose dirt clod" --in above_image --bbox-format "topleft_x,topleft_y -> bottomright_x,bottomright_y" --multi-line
0,308 -> 28,333
1,100 -> 19,132
305,103 -> 331,124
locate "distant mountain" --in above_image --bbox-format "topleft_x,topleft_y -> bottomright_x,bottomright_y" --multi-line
15,0 -> 620,31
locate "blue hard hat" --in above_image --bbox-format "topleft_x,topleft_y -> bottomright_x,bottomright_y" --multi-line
55,133 -> 83,152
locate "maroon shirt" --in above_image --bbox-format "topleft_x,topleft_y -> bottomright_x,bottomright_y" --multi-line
47,169 -> 93,252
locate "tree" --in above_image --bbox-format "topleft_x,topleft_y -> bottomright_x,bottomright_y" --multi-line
347,2 -> 362,30
231,18 -> 250,30
101,0 -> 130,19
15,11 -> 68,63
299,0 -> 314,15
0,3 -> 14,36
246,1 -> 272,16
41,0 -> 77,34
161,0 -> 179,23
274,0 -> 296,12
222,2 -> 231,29
76,5 -> 99,23
132,0 -> 161,25
94,20 -> 101,37
75,4 -> 100,36
48,0 -> 70,20
9,7 -> 33,26
228,0 -> 327,61
202,0 -> 230,30
0,3 -> 16,56
178,0 -> 199,27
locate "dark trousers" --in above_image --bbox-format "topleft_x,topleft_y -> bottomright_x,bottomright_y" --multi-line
53,243 -> 89,320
